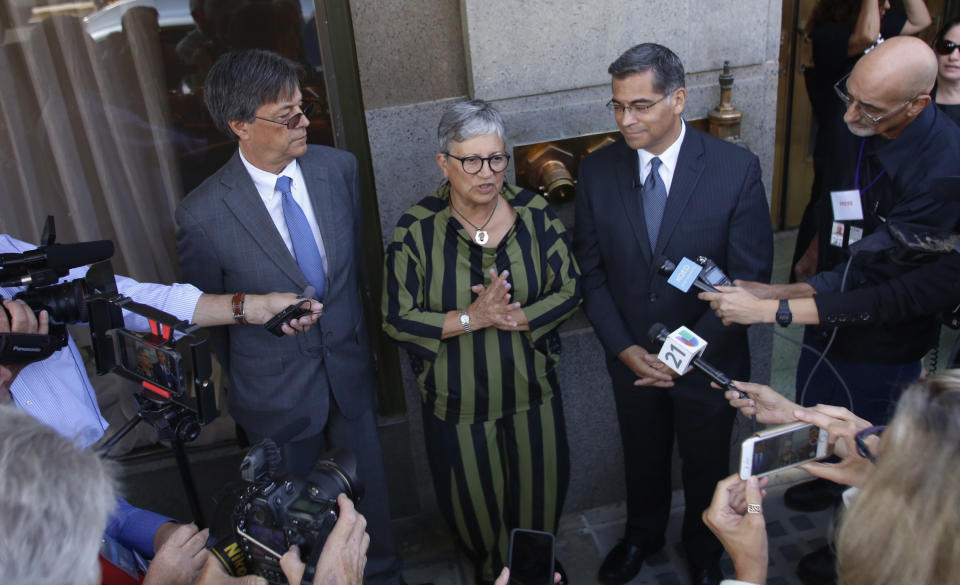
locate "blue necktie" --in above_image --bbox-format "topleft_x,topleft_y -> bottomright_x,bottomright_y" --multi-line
643,157 -> 667,249
277,176 -> 325,299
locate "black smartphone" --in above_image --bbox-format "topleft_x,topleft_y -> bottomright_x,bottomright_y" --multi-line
508,528 -> 555,585
112,329 -> 184,395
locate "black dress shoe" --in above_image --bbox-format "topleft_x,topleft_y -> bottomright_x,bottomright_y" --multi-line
687,562 -> 724,585
598,540 -> 649,585
783,478 -> 844,512
796,544 -> 837,585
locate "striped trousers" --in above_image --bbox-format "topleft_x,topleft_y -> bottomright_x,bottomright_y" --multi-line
422,394 -> 570,583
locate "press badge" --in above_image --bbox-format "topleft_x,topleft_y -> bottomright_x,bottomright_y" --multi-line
831,189 -> 863,221
848,225 -> 863,245
830,221 -> 845,247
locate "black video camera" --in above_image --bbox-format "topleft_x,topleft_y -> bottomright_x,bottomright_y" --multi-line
213,441 -> 363,585
1,218 -> 114,363
1,217 -> 216,434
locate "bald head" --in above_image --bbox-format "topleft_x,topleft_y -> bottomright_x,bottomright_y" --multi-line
843,36 -> 936,139
854,36 -> 938,100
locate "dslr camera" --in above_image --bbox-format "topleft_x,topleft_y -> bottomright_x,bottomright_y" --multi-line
213,440 -> 363,585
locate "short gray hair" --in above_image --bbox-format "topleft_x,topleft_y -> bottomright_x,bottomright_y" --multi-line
437,99 -> 506,153
0,406 -> 117,585
608,43 -> 685,95
204,49 -> 303,139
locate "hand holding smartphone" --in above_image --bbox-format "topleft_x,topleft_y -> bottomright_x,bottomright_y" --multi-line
740,422 -> 829,479
508,528 -> 555,585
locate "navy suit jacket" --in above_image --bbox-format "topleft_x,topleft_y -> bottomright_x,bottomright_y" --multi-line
176,145 -> 376,440
573,128 -> 773,382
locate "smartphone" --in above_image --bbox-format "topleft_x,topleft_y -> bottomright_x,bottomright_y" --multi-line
508,528 -> 555,585
740,422 -> 829,479
112,329 -> 184,395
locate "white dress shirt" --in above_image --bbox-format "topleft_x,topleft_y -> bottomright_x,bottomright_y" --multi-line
239,151 -> 328,272
637,120 -> 687,196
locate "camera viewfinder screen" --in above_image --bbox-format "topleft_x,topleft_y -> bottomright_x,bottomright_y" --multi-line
115,331 -> 183,394
751,425 -> 822,476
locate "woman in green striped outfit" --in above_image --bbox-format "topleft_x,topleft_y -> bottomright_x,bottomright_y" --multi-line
383,99 -> 581,584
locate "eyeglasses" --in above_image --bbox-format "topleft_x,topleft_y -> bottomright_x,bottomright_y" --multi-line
935,39 -> 960,55
606,95 -> 669,116
833,74 -> 920,124
444,152 -> 510,174
854,425 -> 887,464
255,102 -> 316,130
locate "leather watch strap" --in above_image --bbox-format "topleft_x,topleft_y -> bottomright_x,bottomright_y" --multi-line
232,292 -> 248,325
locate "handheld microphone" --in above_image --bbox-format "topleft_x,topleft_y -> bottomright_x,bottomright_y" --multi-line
647,322 -> 745,397
658,258 -> 719,293
658,256 -> 735,294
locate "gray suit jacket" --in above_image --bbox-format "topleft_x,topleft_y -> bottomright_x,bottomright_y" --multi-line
176,145 -> 377,440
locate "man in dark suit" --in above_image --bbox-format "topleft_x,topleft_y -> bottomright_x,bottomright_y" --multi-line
175,49 -> 402,585
573,43 -> 773,585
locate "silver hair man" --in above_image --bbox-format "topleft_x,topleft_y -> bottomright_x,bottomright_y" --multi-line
0,406 -> 117,585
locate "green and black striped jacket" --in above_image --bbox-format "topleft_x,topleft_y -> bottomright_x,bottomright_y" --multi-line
383,183 -> 581,424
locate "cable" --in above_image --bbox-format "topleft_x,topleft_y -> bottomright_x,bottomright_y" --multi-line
795,253 -> 856,411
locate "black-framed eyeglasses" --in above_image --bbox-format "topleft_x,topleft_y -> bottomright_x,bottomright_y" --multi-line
444,152 -> 510,174
854,425 -> 887,464
255,101 -> 316,130
606,95 -> 669,116
833,74 -> 919,125
936,39 -> 960,55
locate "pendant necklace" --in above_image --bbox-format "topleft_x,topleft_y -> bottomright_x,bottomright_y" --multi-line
450,196 -> 499,245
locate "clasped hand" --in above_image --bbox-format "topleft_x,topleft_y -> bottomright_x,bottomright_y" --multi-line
468,268 -> 522,330
618,344 -> 678,388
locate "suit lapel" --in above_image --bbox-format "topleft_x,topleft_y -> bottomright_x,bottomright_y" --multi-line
654,129 -> 705,261
299,150 -> 336,282
613,142 -> 655,263
220,152 -> 308,289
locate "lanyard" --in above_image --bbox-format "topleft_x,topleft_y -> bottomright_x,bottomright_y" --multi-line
854,138 -> 886,193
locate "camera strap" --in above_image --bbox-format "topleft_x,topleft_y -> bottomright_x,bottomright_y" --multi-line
0,332 -> 62,364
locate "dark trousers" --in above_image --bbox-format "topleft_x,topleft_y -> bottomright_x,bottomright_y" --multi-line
247,396 -> 403,585
422,394 -> 570,583
610,364 -> 734,569
796,328 -> 921,425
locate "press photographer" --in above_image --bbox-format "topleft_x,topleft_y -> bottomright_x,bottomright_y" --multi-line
0,230 -> 322,585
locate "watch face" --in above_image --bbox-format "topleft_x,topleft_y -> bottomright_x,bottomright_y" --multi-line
460,313 -> 470,325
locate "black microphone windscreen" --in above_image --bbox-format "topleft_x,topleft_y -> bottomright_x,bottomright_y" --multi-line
648,323 -> 668,343
44,241 -> 114,271
658,257 -> 676,277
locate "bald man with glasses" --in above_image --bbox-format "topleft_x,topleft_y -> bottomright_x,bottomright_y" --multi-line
702,32 -> 960,538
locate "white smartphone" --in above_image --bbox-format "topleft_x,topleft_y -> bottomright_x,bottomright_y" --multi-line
739,422 -> 829,479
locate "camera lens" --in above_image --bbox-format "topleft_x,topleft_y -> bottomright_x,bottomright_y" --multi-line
306,448 -> 364,506
14,280 -> 88,323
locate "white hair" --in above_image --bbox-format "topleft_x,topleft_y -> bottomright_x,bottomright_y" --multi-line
0,406 -> 117,585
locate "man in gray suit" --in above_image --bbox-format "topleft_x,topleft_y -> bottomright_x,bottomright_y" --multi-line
176,49 -> 402,585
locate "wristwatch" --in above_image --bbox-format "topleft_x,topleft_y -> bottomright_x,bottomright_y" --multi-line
459,310 -> 472,333
776,299 -> 792,327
